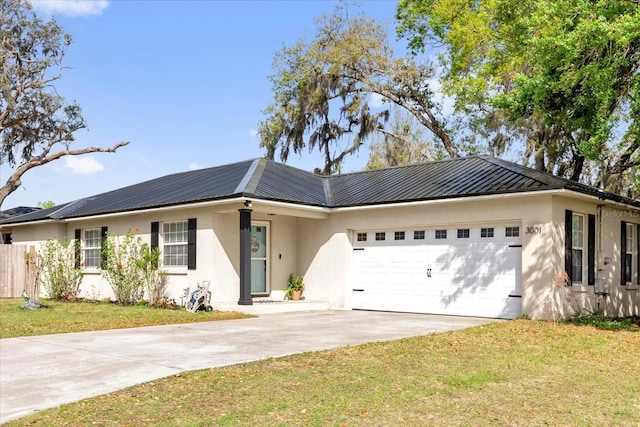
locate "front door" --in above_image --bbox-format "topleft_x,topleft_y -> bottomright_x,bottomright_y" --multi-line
250,223 -> 268,294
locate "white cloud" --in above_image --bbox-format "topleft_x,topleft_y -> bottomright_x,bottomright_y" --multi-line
65,155 -> 104,175
249,129 -> 258,137
30,0 -> 109,17
370,93 -> 389,108
188,163 -> 203,171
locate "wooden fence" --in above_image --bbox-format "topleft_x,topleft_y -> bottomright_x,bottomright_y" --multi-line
0,245 -> 37,298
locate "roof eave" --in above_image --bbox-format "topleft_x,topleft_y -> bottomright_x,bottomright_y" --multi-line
329,188 -> 559,211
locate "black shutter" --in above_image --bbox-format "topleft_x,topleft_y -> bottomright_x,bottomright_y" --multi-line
621,221 -> 627,285
101,226 -> 108,267
565,210 -> 573,285
187,218 -> 197,270
150,222 -> 160,269
74,229 -> 81,268
151,222 -> 159,251
587,214 -> 595,286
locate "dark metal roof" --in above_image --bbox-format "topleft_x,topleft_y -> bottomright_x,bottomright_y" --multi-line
326,156 -> 556,206
1,155 -> 638,225
250,159 -> 328,206
0,206 -> 41,220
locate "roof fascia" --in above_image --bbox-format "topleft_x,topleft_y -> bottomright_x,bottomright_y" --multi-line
0,219 -> 62,229
329,189 -> 570,212
44,196 -> 330,223
248,198 -> 330,219
331,188 -> 639,212
559,189 -> 640,211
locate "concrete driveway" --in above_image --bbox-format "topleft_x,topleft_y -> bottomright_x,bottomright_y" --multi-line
0,310 -> 495,423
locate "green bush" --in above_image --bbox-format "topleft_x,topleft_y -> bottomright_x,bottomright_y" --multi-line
565,309 -> 640,331
38,239 -> 83,300
101,229 -> 167,305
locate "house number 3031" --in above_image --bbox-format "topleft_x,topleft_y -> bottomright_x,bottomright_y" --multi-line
525,226 -> 542,235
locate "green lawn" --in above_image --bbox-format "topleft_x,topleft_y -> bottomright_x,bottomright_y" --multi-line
0,298 -> 251,338
2,300 -> 639,426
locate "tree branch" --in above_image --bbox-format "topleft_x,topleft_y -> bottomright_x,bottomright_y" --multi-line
0,141 -> 130,208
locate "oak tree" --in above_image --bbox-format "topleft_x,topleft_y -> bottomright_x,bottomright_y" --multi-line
0,0 -> 128,208
259,3 -> 458,175
397,0 -> 639,196
366,109 -> 446,169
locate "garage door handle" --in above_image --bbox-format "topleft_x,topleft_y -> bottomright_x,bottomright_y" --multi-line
353,248 -> 365,251
352,289 -> 364,292
509,244 -> 522,248
508,294 -> 522,298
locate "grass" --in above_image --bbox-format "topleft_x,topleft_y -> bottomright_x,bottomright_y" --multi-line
2,302 -> 639,426
0,298 -> 251,338
564,310 -> 640,331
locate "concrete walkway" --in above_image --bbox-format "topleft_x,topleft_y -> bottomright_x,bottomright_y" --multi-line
0,310 -> 495,423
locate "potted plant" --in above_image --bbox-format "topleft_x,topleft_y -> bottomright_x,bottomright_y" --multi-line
285,274 -> 305,301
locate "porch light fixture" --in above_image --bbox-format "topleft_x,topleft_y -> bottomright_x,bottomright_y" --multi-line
244,200 -> 252,208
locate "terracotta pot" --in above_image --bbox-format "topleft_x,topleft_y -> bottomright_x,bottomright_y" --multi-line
291,289 -> 302,301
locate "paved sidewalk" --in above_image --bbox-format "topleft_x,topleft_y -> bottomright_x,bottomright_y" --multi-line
0,310 -> 495,423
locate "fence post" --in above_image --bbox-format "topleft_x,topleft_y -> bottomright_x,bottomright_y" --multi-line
25,245 -> 38,300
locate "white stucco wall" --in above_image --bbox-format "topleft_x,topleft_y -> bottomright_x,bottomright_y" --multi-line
297,194 -> 554,315
597,204 -> 640,317
4,191 -> 638,319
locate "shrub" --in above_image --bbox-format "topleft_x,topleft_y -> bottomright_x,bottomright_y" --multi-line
135,244 -> 168,305
101,229 -> 167,305
565,309 -> 640,331
150,297 -> 179,310
37,239 -> 83,300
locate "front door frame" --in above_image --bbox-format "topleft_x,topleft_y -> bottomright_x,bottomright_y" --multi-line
251,220 -> 270,296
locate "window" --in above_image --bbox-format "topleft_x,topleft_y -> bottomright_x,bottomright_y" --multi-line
624,222 -> 634,284
375,232 -> 386,241
394,231 -> 405,241
435,229 -> 447,239
566,211 -> 596,286
457,228 -> 470,238
413,230 -> 425,240
83,229 -> 102,268
162,220 -> 188,266
505,226 -> 520,237
152,218 -> 196,270
481,227 -> 494,238
572,214 -> 584,284
357,232 -> 367,242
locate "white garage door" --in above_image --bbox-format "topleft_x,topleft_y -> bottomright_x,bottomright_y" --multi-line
351,225 -> 522,319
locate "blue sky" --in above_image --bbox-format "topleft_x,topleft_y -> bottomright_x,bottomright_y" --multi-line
2,0 -> 406,208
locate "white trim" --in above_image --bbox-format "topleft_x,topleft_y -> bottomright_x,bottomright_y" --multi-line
2,188 -> 637,228
81,228 -> 102,269
19,197 -> 330,224
161,219 -> 189,268
251,220 -> 270,295
331,189 -> 562,212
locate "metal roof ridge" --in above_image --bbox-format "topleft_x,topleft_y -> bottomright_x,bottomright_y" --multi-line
322,175 -> 333,206
234,158 -> 265,194
49,199 -> 91,219
477,156 -> 566,188
480,156 -> 640,208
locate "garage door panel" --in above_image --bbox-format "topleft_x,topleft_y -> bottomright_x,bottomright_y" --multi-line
411,250 -> 429,263
391,249 -> 410,263
351,226 -> 522,319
